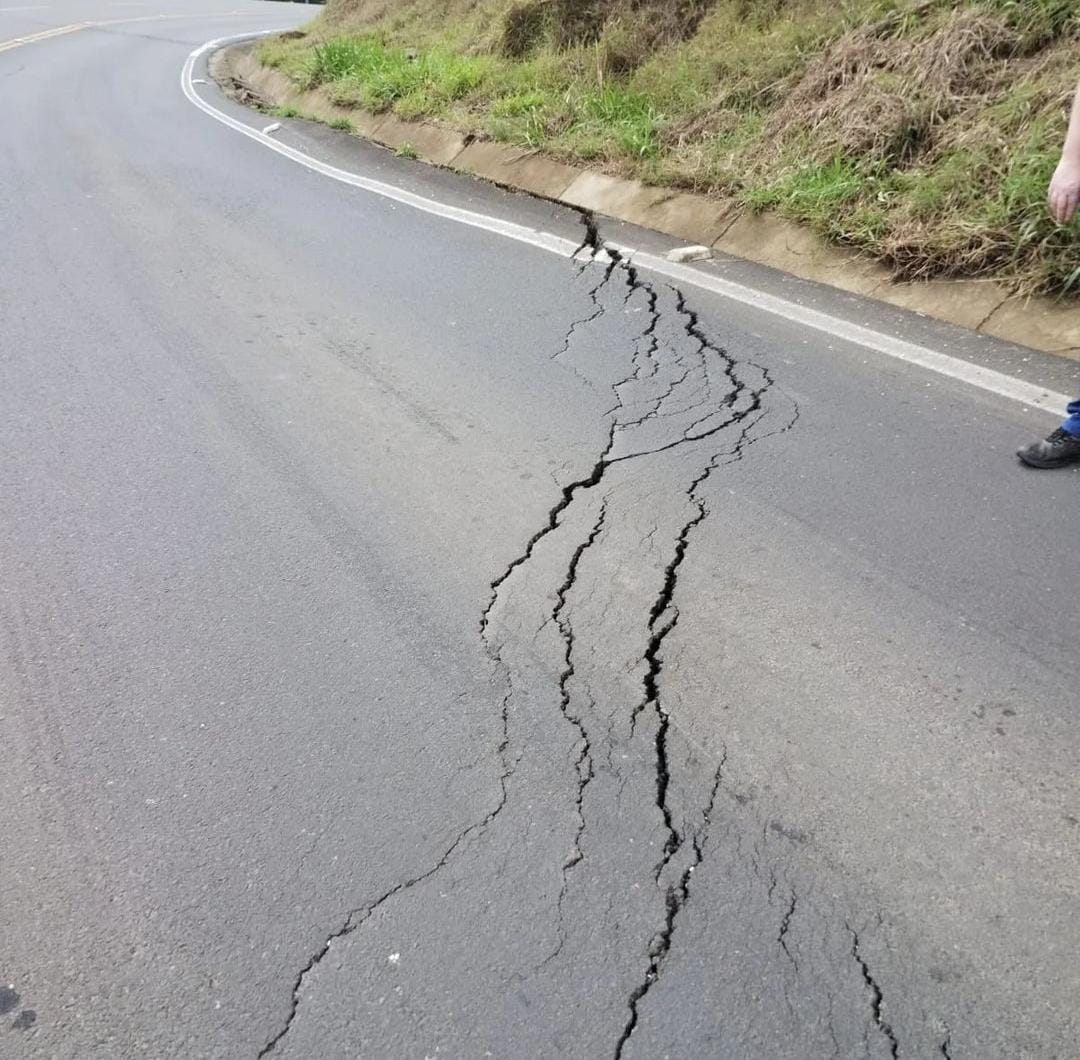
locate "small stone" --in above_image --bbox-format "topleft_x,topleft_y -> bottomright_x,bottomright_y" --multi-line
0,986 -> 19,1016
666,245 -> 712,263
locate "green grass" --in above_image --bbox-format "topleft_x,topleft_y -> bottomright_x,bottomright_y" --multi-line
745,157 -> 869,216
257,0 -> 1080,295
301,36 -> 493,117
576,86 -> 662,160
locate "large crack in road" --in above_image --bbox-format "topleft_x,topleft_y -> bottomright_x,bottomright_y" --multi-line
254,209 -> 941,1059
504,215 -> 796,1057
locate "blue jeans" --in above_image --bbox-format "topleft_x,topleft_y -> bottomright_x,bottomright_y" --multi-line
1065,400 -> 1080,437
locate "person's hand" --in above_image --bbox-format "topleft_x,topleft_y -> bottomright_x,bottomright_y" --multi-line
1049,155 -> 1080,224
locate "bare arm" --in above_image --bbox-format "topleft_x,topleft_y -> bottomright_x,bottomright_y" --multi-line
1049,81 -> 1080,224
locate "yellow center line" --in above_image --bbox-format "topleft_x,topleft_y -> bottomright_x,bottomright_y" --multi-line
0,22 -> 88,52
0,11 -> 249,53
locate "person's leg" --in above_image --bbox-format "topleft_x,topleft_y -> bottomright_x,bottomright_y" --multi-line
1017,399 -> 1080,467
1063,399 -> 1080,436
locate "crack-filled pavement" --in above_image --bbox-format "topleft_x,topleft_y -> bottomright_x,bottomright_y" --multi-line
253,216 -> 942,1060
4,8 -> 1080,1057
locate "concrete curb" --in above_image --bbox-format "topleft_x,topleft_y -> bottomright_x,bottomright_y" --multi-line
217,45 -> 1080,359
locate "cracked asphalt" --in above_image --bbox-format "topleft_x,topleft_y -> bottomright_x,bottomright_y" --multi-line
3,2 -> 1080,1058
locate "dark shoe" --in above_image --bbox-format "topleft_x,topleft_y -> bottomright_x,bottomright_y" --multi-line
1017,427 -> 1080,469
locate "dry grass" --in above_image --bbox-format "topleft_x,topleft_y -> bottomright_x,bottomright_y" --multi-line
764,9 -> 1021,166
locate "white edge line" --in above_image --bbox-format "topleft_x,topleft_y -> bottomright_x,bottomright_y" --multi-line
183,33 -> 1071,418
182,33 -> 580,261
615,247 -> 1071,415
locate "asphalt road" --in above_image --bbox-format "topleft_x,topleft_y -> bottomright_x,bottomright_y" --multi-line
2,3 -> 1079,1057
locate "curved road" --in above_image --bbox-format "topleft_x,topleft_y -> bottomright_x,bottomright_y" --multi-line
2,3 -> 1079,1057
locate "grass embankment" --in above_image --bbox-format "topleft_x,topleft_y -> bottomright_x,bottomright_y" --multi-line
260,0 -> 1080,296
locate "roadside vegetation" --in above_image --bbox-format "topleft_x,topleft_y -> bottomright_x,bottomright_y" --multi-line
259,0 -> 1080,296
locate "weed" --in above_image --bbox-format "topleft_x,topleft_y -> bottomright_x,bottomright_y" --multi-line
745,156 -> 875,229
579,85 -> 662,159
489,90 -> 549,145
302,35 -> 492,114
396,142 -> 420,159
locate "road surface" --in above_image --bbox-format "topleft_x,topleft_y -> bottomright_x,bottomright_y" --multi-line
2,2 -> 1079,1057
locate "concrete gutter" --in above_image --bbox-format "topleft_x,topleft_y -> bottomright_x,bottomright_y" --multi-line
216,44 -> 1080,360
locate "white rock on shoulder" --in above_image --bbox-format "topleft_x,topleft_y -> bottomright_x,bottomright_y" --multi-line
666,245 -> 712,263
